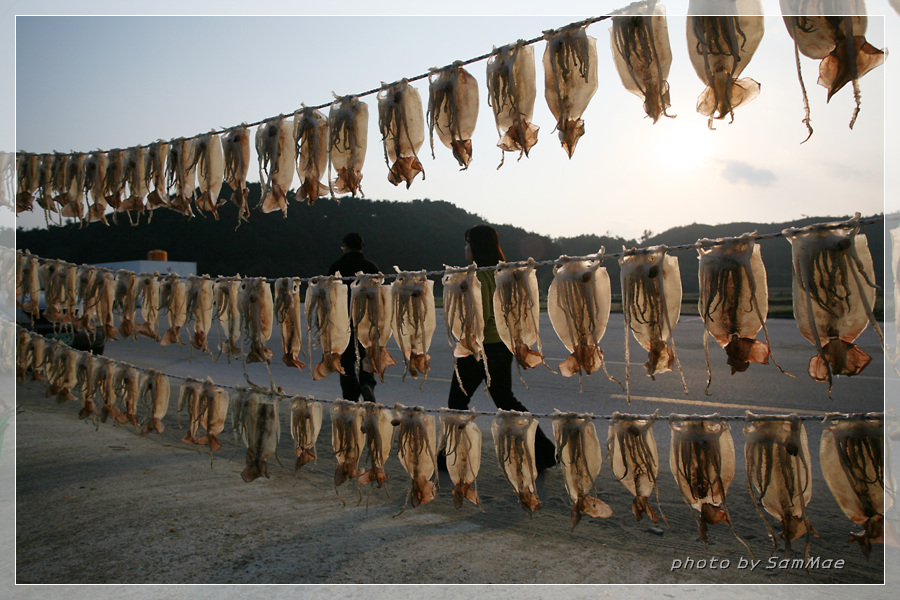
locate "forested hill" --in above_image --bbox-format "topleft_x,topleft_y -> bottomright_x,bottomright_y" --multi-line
14,185 -> 884,295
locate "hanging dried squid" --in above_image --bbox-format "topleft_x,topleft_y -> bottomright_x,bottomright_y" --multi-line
391,269 -> 436,380
547,255 -> 614,383
186,274 -> 215,354
393,404 -> 438,509
120,145 -> 148,216
439,408 -> 482,509
139,369 -> 170,435
0,151 -> 14,210
328,95 -> 368,197
610,5 -> 674,123
103,149 -> 126,211
784,215 -> 883,395
442,264 -> 488,386
543,24 -> 598,157
41,259 -> 72,326
145,140 -> 170,210
222,125 -> 250,223
358,402 -> 394,489
196,379 -> 229,452
256,116 -> 295,217
194,131 -> 225,219
669,415 -> 752,554
35,153 -> 58,219
159,273 -> 188,347
744,413 -> 816,555
166,137 -> 197,217
48,346 -> 79,403
494,259 -> 545,372
698,233 -> 791,393
15,153 -> 38,214
821,413 -> 892,557
75,351 -> 96,419
486,41 -> 539,166
95,359 -> 123,424
214,275 -> 243,359
608,412 -> 664,523
377,79 -> 426,188
83,151 -> 109,224
620,246 -> 687,402
492,409 -> 541,514
114,269 -> 138,339
274,276 -> 305,370
305,274 -> 351,380
94,269 -> 118,340
351,272 -> 396,381
233,390 -> 281,482
552,411 -> 612,529
290,396 -> 323,473
114,365 -> 142,428
293,107 -> 329,205
178,378 -> 204,445
134,272 -> 161,342
239,277 -> 274,365
781,0 -> 885,133
686,1 -> 764,129
331,398 -> 364,492
60,152 -> 86,221
16,251 -> 41,318
427,62 -> 479,169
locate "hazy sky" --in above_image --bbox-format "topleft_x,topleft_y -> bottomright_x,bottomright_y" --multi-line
6,1 -> 897,241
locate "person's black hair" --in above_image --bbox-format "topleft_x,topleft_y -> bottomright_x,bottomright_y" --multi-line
342,232 -> 364,252
465,224 -> 505,266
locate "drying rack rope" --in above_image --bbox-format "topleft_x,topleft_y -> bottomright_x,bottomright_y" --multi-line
13,213 -> 886,285
13,322 -> 886,425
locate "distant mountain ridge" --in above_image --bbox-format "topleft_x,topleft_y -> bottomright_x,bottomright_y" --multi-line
14,185 -> 885,297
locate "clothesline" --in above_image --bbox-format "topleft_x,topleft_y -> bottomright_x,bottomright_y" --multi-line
24,1 -> 654,153
13,213 -> 885,284
14,322 -> 885,424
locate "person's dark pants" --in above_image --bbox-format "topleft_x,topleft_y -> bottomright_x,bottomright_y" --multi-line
448,341 -> 556,468
339,340 -> 377,402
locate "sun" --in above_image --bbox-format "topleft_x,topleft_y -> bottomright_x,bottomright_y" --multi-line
652,119 -> 715,172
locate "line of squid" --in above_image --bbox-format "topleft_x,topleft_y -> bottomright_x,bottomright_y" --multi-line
620,246 -> 687,404
820,413 -> 895,558
697,233 -> 794,395
784,214 -> 889,396
669,415 -> 754,558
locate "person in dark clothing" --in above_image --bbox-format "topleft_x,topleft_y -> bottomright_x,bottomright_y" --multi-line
328,232 -> 380,403
443,225 -> 557,472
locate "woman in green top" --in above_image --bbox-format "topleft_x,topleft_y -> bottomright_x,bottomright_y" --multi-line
445,225 -> 557,472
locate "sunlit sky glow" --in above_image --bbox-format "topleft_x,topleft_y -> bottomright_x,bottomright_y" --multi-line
5,1 -> 897,241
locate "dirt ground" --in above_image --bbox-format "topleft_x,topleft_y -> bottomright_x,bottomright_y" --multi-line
11,377 -> 898,591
